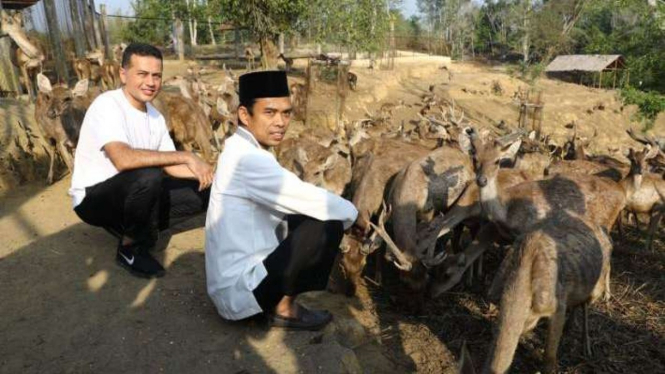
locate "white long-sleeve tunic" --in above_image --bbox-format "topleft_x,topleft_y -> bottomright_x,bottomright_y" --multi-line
205,127 -> 358,320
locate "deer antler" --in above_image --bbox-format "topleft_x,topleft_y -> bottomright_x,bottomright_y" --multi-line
367,202 -> 413,271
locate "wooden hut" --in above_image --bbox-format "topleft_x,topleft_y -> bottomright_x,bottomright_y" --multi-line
545,54 -> 627,89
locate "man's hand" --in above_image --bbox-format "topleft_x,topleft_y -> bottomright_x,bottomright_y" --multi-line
187,154 -> 214,191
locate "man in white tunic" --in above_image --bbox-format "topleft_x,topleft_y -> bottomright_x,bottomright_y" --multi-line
70,44 -> 214,278
205,71 -> 358,330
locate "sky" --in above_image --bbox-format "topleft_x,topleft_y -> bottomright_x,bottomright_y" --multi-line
98,0 -> 421,17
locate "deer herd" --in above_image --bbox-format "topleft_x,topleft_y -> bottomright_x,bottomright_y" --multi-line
281,94 -> 664,373
8,6 -> 663,371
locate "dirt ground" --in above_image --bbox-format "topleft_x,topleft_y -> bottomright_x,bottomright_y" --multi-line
1,56 -> 664,373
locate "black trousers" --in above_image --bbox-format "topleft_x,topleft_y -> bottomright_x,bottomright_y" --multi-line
252,215 -> 344,313
74,168 -> 210,246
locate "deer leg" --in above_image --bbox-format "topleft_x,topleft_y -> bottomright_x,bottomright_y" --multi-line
374,248 -> 383,285
430,224 -> 499,298
46,143 -> 56,185
543,307 -> 566,374
582,303 -> 593,357
645,210 -> 663,251
56,141 -> 74,173
617,212 -> 624,242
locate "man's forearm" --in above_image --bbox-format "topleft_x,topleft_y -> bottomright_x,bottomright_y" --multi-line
164,164 -> 196,179
110,147 -> 191,171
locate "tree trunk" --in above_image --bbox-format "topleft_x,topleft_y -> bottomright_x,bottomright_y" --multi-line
522,0 -> 530,63
208,16 -> 216,45
260,36 -> 278,69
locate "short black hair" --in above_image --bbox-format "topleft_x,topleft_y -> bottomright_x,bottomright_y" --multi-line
238,99 -> 256,126
121,43 -> 163,69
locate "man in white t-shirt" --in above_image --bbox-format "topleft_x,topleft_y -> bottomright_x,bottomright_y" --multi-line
70,43 -> 214,278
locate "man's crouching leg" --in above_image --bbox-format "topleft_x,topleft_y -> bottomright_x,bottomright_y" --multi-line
253,216 -> 344,331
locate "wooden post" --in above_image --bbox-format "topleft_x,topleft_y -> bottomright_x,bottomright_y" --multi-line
69,0 -> 86,57
175,18 -> 184,61
0,1 -> 21,97
100,4 -> 111,59
81,0 -> 96,49
278,33 -> 284,54
44,0 -> 71,84
234,27 -> 240,60
89,0 -> 103,53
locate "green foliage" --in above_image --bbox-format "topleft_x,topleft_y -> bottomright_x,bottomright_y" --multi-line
620,87 -> 665,130
211,0 -> 308,39
304,0 -> 391,54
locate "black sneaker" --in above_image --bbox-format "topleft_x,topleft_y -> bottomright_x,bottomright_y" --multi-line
116,243 -> 165,278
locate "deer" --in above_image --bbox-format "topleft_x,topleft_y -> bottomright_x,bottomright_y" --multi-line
289,82 -> 308,122
244,45 -> 255,71
484,214 -> 613,374
34,74 -> 91,184
152,93 -> 216,163
101,61 -> 121,90
332,137 -> 432,296
428,128 -> 626,298
275,136 -> 352,196
619,146 -> 665,250
278,53 -> 293,73
1,10 -> 45,100
347,71 -> 358,91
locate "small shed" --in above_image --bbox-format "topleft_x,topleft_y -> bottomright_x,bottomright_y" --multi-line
545,54 -> 627,88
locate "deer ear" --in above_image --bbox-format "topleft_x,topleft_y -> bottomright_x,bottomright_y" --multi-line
645,145 -> 659,160
216,96 -> 230,116
528,130 -> 536,140
501,139 -> 522,160
458,128 -> 473,154
37,73 -> 52,93
295,147 -> 309,165
72,79 -> 88,97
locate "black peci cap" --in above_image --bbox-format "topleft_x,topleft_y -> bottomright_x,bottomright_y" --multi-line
239,70 -> 290,105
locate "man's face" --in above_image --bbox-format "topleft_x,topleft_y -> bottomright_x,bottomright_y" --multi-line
239,97 -> 292,148
119,54 -> 162,110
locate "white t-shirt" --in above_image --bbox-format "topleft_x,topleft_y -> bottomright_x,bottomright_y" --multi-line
69,89 -> 175,207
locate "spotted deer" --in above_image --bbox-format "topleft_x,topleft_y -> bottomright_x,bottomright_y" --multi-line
35,74 -> 91,184
620,146 -> 665,250
484,215 -> 612,374
429,129 -> 626,298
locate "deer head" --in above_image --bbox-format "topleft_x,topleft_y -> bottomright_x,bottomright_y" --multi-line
466,128 -> 523,188
626,146 -> 659,187
37,74 -> 88,119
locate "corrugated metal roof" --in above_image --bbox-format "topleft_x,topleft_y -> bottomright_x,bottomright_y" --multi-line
545,55 -> 625,72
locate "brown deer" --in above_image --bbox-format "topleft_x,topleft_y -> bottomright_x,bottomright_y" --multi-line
278,53 -> 293,73
484,215 -> 612,374
333,138 -> 431,296
152,93 -> 216,163
244,45 -> 255,71
620,146 -> 664,250
429,129 -> 625,297
2,10 -> 45,100
347,71 -> 358,91
35,74 -> 91,184
275,136 -> 352,196
101,61 -> 121,90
